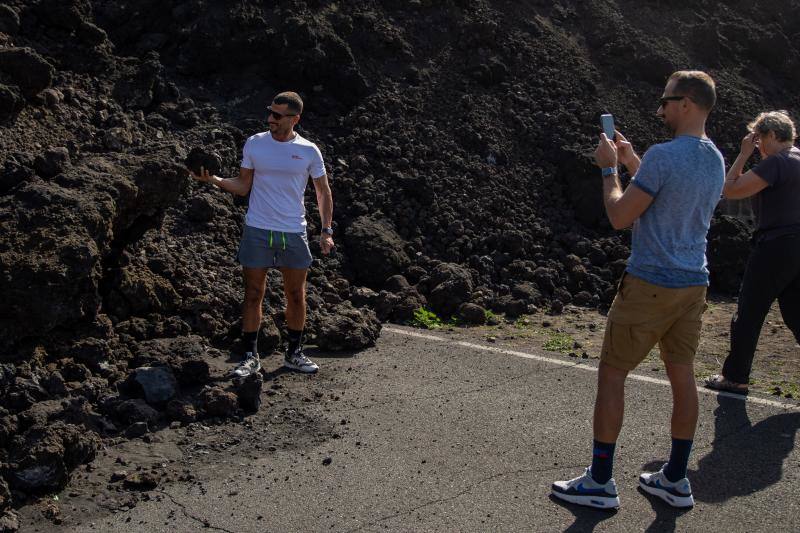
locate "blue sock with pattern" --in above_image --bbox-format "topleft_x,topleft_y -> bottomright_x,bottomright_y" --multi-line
664,438 -> 693,482
590,439 -> 616,484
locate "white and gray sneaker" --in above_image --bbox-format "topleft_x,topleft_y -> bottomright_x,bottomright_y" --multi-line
284,348 -> 319,374
552,467 -> 620,509
231,352 -> 261,378
639,464 -> 694,508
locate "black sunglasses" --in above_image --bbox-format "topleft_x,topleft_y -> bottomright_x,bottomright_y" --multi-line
659,95 -> 689,107
267,106 -> 297,120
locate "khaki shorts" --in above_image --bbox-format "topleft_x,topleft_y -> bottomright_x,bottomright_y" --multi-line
600,273 -> 708,371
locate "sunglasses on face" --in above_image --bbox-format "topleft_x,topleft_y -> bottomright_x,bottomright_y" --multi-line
267,106 -> 297,120
659,95 -> 688,107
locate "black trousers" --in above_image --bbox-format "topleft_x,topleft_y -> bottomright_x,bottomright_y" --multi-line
722,233 -> 800,384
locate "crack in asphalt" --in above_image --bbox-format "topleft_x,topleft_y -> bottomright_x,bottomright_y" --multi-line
157,489 -> 237,533
341,462 -> 586,533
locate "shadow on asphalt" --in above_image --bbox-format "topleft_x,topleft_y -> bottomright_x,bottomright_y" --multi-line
636,486 -> 691,532
548,494 -> 617,532
640,395 -> 800,505
635,394 -> 799,527
303,346 -> 362,359
690,395 -> 800,502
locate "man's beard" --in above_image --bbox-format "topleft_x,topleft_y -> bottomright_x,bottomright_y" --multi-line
663,118 -> 676,137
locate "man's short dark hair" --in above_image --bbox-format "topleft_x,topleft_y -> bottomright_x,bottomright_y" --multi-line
273,91 -> 303,114
668,71 -> 716,111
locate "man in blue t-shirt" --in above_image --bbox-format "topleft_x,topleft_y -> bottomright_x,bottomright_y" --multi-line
552,71 -> 724,510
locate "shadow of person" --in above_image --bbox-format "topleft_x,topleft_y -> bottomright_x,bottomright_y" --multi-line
548,494 -> 617,532
690,395 -> 800,503
302,346 -> 361,360
637,485 -> 692,533
261,365 -> 292,379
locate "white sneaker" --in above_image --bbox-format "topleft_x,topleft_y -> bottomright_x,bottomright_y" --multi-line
231,352 -> 261,378
639,464 -> 694,508
284,348 -> 319,374
552,467 -> 620,509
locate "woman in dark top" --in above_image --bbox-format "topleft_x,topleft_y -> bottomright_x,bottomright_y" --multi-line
706,110 -> 800,393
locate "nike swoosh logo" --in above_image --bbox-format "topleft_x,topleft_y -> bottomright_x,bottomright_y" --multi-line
575,483 -> 610,495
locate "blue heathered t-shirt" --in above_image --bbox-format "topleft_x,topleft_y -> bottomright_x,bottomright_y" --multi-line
627,135 -> 725,288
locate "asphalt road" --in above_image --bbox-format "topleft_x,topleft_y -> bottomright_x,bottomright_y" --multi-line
45,326 -> 800,532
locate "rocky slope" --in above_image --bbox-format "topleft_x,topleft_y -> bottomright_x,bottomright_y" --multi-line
0,0 -> 798,525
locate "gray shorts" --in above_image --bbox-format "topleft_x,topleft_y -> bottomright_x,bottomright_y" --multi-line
237,225 -> 313,269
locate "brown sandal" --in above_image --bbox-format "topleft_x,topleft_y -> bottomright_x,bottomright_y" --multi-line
704,374 -> 749,395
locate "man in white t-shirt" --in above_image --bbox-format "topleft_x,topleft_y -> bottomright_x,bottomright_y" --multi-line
190,91 -> 334,375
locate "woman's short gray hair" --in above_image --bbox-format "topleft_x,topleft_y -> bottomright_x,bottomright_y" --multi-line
748,110 -> 797,142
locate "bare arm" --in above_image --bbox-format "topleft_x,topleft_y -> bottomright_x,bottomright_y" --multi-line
312,174 -> 334,254
602,173 -> 655,229
190,166 -> 254,197
723,163 -> 768,200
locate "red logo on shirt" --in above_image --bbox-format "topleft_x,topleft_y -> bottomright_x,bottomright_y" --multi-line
291,154 -> 303,160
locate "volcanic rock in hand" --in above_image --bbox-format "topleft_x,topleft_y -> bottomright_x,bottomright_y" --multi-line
185,147 -> 222,176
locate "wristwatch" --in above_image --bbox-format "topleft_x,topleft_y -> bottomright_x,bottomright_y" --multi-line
601,166 -> 617,177
321,227 -> 334,235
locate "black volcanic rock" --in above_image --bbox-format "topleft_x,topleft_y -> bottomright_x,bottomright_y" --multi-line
34,147 -> 70,178
708,215 -> 752,294
234,373 -> 263,412
0,5 -> 20,35
8,422 -> 99,492
0,47 -> 54,98
344,216 -> 411,289
0,84 -> 23,123
459,303 -> 487,325
427,263 -> 474,318
315,302 -> 381,351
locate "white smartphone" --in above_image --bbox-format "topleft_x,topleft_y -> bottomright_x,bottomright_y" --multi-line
600,114 -> 615,140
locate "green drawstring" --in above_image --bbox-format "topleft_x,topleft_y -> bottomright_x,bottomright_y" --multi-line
267,230 -> 287,250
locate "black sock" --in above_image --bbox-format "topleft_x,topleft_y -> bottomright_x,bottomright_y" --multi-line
590,439 -> 616,484
664,438 -> 693,482
242,330 -> 258,355
286,328 -> 303,356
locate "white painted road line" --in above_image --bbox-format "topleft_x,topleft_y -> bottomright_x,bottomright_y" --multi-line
384,327 -> 800,411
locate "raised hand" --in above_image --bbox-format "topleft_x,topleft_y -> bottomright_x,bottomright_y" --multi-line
613,130 -> 637,168
740,131 -> 758,156
595,133 -> 618,168
188,165 -> 214,183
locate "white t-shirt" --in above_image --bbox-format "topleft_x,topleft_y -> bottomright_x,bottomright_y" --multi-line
240,131 -> 326,233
